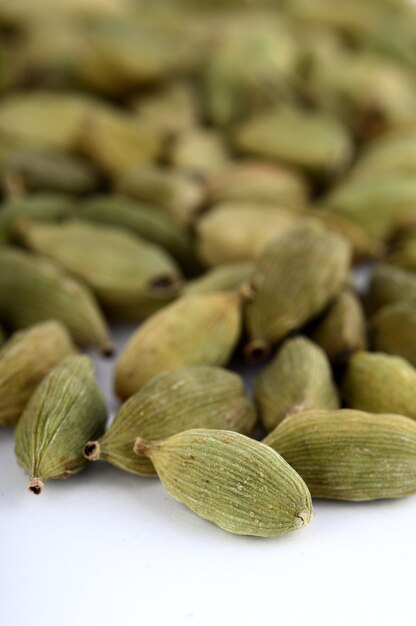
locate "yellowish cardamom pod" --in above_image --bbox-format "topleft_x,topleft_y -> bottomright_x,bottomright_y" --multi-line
371,303 -> 416,367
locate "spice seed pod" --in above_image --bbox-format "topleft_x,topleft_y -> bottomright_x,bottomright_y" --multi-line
184,262 -> 254,296
0,247 -> 113,355
115,291 -> 241,399
342,351 -> 416,420
85,366 -> 256,476
135,429 -> 313,537
15,355 -> 107,494
264,409 -> 416,501
244,222 -> 351,361
371,303 -> 416,367
0,321 -> 77,427
255,337 -> 339,433
310,288 -> 367,362
367,263 -> 416,315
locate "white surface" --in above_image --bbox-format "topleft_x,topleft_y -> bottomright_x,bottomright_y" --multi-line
1,325 -> 415,626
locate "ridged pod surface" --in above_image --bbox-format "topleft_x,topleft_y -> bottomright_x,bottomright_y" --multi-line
310,289 -> 367,361
185,262 -> 253,296
15,220 -> 182,320
135,429 -> 313,537
342,351 -> 416,420
85,366 -> 256,475
371,303 -> 416,366
15,355 -> 107,494
255,337 -> 339,432
115,292 -> 241,399
367,263 -> 416,314
0,247 -> 112,354
244,222 -> 351,359
264,409 -> 416,500
0,321 -> 77,426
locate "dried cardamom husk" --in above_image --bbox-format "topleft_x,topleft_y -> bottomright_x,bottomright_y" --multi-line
244,222 -> 351,360
85,366 -> 256,475
342,351 -> 416,420
367,263 -> 416,314
310,288 -> 367,361
0,193 -> 73,245
185,262 -> 253,296
264,409 -> 416,501
371,303 -> 416,366
1,149 -> 99,195
386,239 -> 416,273
0,321 -> 77,427
15,355 -> 107,494
117,165 -> 206,225
233,106 -> 352,175
168,127 -> 229,180
351,129 -> 416,179
208,160 -> 308,208
0,247 -> 113,354
115,291 -> 241,399
196,203 -> 301,267
324,175 -> 416,240
134,429 -> 313,537
14,220 -> 182,321
79,194 -> 198,273
255,336 -> 339,432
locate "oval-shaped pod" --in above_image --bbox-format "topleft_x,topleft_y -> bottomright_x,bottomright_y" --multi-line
15,355 -> 107,494
371,302 -> 416,366
264,409 -> 416,501
184,262 -> 253,296
135,429 -> 313,537
115,292 -> 241,399
0,247 -> 112,354
0,321 -> 77,427
367,263 -> 416,315
255,337 -> 339,432
85,367 -> 256,476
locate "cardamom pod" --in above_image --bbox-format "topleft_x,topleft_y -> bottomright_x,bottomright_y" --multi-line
115,292 -> 241,399
15,355 -> 107,494
244,222 -> 351,360
367,263 -> 416,314
371,303 -> 416,366
264,409 -> 416,500
0,320 -> 77,427
351,129 -> 416,179
169,127 -> 229,180
310,288 -> 367,361
85,366 -> 256,475
134,429 -> 313,537
387,239 -> 416,272
342,351 -> 416,419
14,220 -> 182,320
184,262 -> 253,296
0,247 -> 113,354
255,336 -> 339,432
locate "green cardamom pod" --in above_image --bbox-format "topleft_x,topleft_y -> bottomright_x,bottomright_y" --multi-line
0,320 -> 77,427
184,262 -> 253,296
351,129 -> 416,179
244,222 -> 351,360
115,292 -> 241,399
255,336 -> 339,432
15,355 -> 107,494
310,288 -> 367,361
371,302 -> 416,366
169,127 -> 229,181
0,247 -> 113,354
135,429 -> 313,537
14,220 -> 182,321
264,409 -> 416,501
367,263 -> 416,315
387,239 -> 416,272
85,366 -> 256,475
342,351 -> 416,419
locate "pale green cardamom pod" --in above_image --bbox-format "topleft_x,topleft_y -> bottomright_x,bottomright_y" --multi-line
169,127 -> 229,180
255,336 -> 339,432
342,351 -> 416,420
184,262 -> 254,296
115,292 -> 241,399
135,429 -> 313,537
371,303 -> 416,366
244,222 -> 351,361
15,355 -> 107,494
0,247 -> 113,355
351,129 -> 416,179
367,263 -> 416,315
310,288 -> 367,361
0,321 -> 77,427
85,366 -> 256,475
14,220 -> 183,321
264,409 -> 416,501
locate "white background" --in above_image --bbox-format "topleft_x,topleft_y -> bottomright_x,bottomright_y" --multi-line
1,324 -> 415,626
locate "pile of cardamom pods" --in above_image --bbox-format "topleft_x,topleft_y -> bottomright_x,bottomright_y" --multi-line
2,0 -> 416,538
